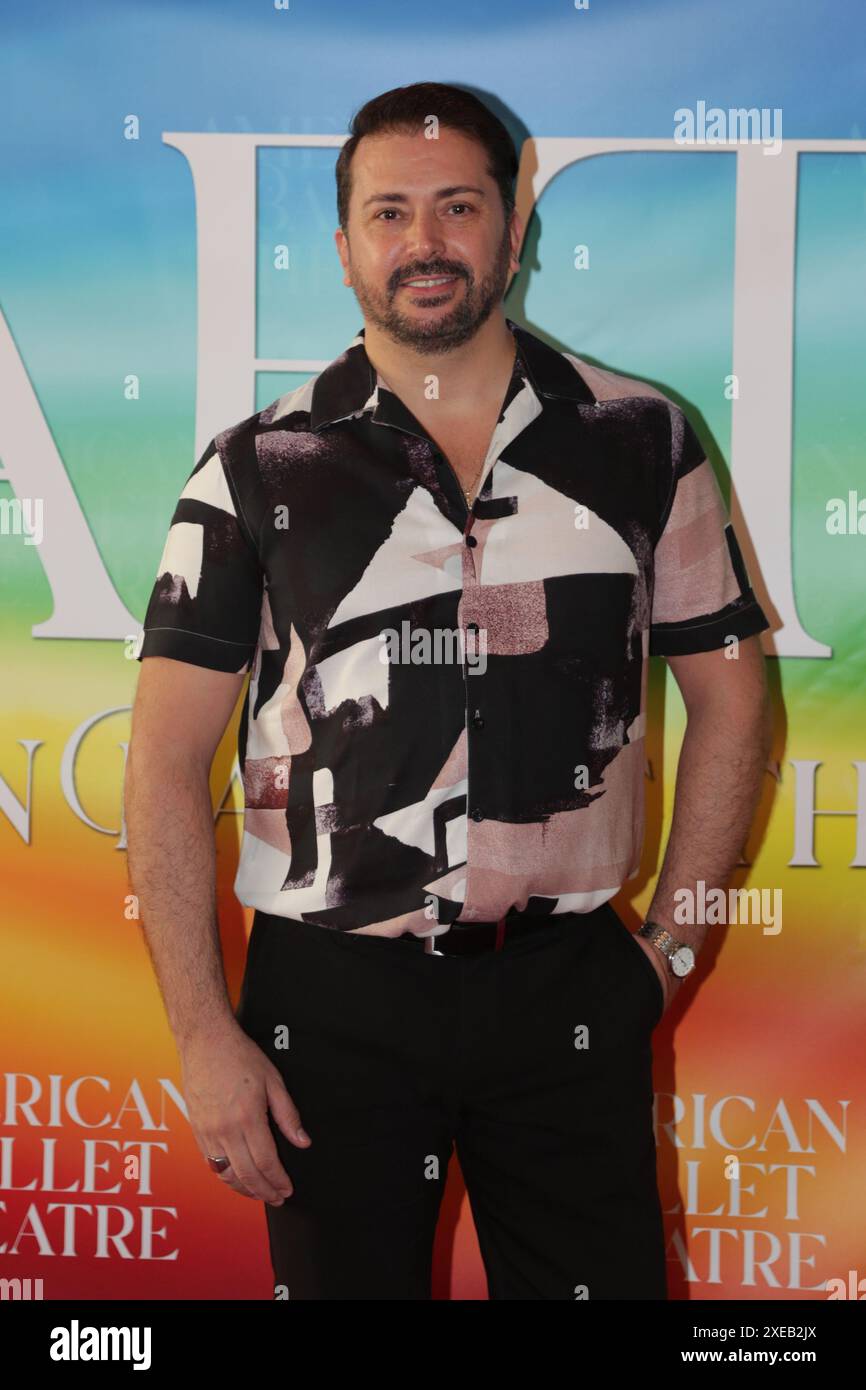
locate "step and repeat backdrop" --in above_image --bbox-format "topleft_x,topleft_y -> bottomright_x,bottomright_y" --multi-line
2,0 -> 864,1300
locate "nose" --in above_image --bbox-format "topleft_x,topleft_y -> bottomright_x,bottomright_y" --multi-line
405,206 -> 447,263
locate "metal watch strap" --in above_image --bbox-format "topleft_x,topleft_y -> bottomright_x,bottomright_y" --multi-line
637,920 -> 679,959
639,919 -> 695,978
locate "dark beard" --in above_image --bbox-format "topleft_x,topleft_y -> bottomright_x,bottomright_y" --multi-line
350,231 -> 513,355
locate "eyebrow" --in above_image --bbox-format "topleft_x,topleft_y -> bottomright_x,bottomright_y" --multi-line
362,185 -> 487,209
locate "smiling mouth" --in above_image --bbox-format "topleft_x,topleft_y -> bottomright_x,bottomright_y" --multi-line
400,275 -> 460,288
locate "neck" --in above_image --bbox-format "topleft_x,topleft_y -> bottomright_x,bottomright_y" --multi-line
362,312 -> 516,413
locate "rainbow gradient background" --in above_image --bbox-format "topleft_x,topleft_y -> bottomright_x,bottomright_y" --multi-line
1,0 -> 864,1299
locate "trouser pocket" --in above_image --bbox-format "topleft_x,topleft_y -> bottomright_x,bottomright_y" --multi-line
604,908 -> 666,1027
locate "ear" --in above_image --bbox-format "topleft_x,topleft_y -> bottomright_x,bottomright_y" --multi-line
334,227 -> 352,286
508,209 -> 523,270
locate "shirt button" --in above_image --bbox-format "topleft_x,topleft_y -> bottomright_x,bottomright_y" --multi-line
470,808 -> 483,822
466,534 -> 478,548
472,711 -> 485,729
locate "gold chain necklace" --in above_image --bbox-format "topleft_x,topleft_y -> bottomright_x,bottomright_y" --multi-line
461,338 -> 518,504
462,460 -> 487,505
458,336 -> 519,505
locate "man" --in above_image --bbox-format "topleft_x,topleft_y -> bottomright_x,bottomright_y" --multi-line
125,81 -> 773,1300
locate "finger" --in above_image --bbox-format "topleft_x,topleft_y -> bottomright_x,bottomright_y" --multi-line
215,1166 -> 258,1199
222,1130 -> 287,1205
265,1070 -> 312,1149
246,1118 -> 294,1199
197,1140 -> 256,1198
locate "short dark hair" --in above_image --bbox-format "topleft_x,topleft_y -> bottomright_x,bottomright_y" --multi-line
335,82 -> 518,233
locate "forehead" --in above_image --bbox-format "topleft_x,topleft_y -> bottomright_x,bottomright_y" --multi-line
350,126 -> 492,193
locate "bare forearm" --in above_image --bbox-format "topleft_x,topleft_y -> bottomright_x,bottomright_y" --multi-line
646,697 -> 773,955
125,753 -> 235,1049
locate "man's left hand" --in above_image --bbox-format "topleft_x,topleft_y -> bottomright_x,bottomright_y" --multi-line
635,936 -> 682,1016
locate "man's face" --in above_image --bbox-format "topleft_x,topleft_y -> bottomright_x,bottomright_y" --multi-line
335,126 -> 521,354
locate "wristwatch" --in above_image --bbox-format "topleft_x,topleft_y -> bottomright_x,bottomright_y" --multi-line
637,920 -> 696,979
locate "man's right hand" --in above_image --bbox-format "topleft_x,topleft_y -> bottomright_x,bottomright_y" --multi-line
178,1021 -> 311,1205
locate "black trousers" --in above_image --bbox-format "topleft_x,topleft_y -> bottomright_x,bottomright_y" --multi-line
234,902 -> 667,1300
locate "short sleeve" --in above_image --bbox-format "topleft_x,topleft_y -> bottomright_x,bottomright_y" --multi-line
134,438 -> 263,673
649,408 -> 771,657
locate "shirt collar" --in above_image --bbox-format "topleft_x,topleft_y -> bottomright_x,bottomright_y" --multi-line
309,316 -> 596,433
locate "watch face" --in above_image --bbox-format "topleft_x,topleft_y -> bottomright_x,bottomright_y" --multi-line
671,945 -> 695,977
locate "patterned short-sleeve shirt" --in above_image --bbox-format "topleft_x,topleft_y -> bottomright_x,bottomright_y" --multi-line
136,317 -> 770,938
